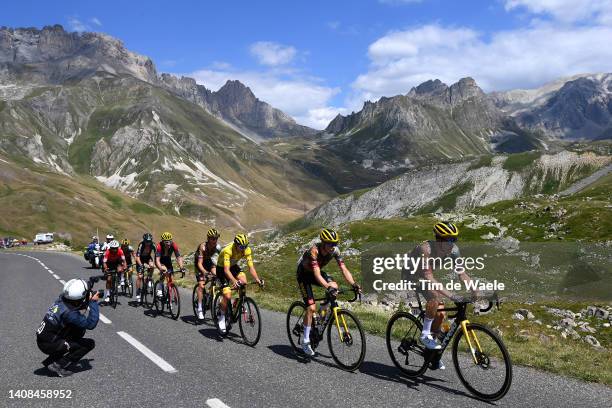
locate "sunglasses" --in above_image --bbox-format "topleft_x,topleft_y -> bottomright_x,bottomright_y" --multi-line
445,237 -> 458,243
163,240 -> 172,245
238,244 -> 248,250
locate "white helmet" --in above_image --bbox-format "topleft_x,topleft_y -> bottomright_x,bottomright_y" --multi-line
92,235 -> 98,241
109,240 -> 120,249
106,234 -> 114,240
62,279 -> 88,301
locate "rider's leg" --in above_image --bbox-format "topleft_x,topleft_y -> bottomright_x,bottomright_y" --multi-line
105,273 -> 112,299
432,302 -> 445,335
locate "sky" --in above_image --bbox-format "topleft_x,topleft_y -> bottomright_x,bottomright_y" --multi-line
3,0 -> 612,129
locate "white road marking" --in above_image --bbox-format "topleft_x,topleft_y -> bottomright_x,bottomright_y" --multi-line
206,399 -> 231,408
48,270 -> 54,274
52,274 -> 61,280
59,279 -> 66,284
99,313 -> 112,325
116,331 -> 177,373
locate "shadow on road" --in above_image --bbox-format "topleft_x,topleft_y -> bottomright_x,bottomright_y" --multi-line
34,359 -> 94,377
180,315 -> 200,325
198,327 -> 225,342
143,309 -> 158,318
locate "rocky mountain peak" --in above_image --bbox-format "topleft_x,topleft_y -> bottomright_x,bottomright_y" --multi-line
411,79 -> 448,96
449,77 -> 484,105
216,80 -> 256,102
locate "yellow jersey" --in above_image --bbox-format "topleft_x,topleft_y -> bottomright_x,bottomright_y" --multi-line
217,243 -> 254,268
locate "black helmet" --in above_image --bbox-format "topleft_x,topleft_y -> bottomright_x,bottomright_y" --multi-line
143,232 -> 153,242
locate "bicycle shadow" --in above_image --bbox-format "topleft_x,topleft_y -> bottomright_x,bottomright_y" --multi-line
34,359 -> 94,377
359,361 -> 492,403
267,344 -> 311,364
143,309 -> 158,318
198,327 -> 226,342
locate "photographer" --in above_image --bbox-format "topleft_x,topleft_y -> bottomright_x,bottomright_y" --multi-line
36,278 -> 100,377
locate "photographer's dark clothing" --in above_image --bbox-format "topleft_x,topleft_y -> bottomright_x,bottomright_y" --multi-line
37,298 -> 99,366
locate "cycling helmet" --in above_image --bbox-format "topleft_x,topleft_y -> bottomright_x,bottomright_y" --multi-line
234,234 -> 249,248
161,232 -> 173,241
62,279 -> 88,301
109,240 -> 120,249
207,228 -> 220,239
433,222 -> 459,238
121,238 -> 130,246
106,234 -> 114,240
143,232 -> 153,242
92,236 -> 98,241
320,228 -> 340,244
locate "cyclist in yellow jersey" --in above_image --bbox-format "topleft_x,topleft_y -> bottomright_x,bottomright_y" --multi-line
216,233 -> 263,333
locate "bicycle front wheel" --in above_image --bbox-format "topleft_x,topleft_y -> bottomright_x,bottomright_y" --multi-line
192,284 -> 200,322
238,297 -> 262,346
168,284 -> 180,320
111,275 -> 119,309
153,280 -> 165,314
386,311 -> 428,377
126,274 -> 134,298
452,322 -> 512,401
327,309 -> 366,371
286,301 -> 306,352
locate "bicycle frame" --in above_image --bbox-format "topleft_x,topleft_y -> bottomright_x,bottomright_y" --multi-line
311,289 -> 360,343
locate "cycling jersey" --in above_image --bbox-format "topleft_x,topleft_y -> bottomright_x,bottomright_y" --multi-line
103,248 -> 125,264
156,241 -> 181,270
136,241 -> 155,262
298,243 -> 344,273
121,245 -> 134,265
217,243 -> 253,268
194,242 -> 221,279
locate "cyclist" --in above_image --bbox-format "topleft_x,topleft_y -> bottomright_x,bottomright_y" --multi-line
194,228 -> 222,320
216,233 -> 263,333
135,232 -> 156,302
86,236 -> 99,253
296,228 -> 361,357
102,240 -> 127,303
154,232 -> 185,298
120,238 -> 135,290
409,221 -> 478,369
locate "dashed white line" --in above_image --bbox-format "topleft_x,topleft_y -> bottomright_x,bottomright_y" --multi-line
52,274 -> 61,280
116,331 -> 177,373
206,399 -> 231,408
59,279 -> 66,285
99,313 -> 112,325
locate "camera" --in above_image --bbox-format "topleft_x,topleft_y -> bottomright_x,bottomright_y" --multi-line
86,275 -> 105,300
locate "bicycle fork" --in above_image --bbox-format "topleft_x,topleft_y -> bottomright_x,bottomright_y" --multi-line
460,320 -> 483,364
332,306 -> 350,343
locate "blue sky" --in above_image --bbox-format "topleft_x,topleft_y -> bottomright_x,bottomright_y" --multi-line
4,0 -> 612,128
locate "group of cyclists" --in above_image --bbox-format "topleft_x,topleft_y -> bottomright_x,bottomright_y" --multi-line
86,221 -> 473,358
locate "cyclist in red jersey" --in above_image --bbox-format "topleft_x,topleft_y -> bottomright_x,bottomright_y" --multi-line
154,232 -> 184,298
102,240 -> 127,303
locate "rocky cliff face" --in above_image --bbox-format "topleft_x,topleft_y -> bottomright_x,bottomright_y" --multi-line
306,151 -> 611,225
492,73 -> 612,140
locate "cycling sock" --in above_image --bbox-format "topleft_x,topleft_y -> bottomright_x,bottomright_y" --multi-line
104,289 -> 110,297
197,301 -> 202,311
422,317 -> 434,336
303,325 -> 311,342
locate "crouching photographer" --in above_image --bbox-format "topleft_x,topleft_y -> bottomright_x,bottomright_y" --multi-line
36,276 -> 103,377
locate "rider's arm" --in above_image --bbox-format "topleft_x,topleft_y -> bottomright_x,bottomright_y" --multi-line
334,249 -> 357,286
196,255 -> 206,274
245,249 -> 261,283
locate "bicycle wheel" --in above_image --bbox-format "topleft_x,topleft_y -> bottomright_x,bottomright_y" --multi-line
386,311 -> 428,377
327,309 -> 366,371
153,280 -> 165,314
192,284 -> 200,321
111,274 -> 119,309
168,284 -> 180,320
142,278 -> 151,308
126,274 -> 134,298
212,293 -> 229,336
286,301 -> 306,352
209,286 -> 218,321
452,322 -> 512,401
238,297 -> 262,346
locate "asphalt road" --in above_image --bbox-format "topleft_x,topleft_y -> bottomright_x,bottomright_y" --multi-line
1,250 -> 611,408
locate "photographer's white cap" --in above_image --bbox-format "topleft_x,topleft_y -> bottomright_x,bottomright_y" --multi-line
63,279 -> 88,300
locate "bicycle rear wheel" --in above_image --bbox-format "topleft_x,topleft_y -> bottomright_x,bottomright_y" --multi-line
212,293 -> 229,337
386,311 -> 428,377
452,322 -> 512,401
153,280 -> 165,314
168,284 -> 180,320
126,274 -> 134,298
238,297 -> 261,346
327,309 -> 366,371
286,301 -> 306,352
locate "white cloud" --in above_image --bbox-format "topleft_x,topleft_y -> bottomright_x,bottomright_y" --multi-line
90,17 -> 103,26
67,17 -> 89,32
249,41 -> 297,66
505,0 -> 612,24
189,68 -> 341,129
351,17 -> 612,104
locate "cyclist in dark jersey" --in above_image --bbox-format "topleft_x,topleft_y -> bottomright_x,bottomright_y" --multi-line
135,232 -> 156,302
154,232 -> 184,298
296,228 -> 361,356
120,238 -> 135,290
194,228 -> 222,319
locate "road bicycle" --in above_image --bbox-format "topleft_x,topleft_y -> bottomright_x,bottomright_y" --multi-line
104,268 -> 120,309
153,268 -> 185,320
386,292 -> 512,401
192,273 -> 220,323
212,281 -> 263,346
138,265 -> 155,307
286,287 -> 366,371
119,264 -> 134,298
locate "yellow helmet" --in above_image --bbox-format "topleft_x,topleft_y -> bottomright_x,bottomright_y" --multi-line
233,233 -> 249,248
161,232 -> 173,241
121,238 -> 130,246
433,222 -> 459,239
207,228 -> 220,238
319,228 -> 339,244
